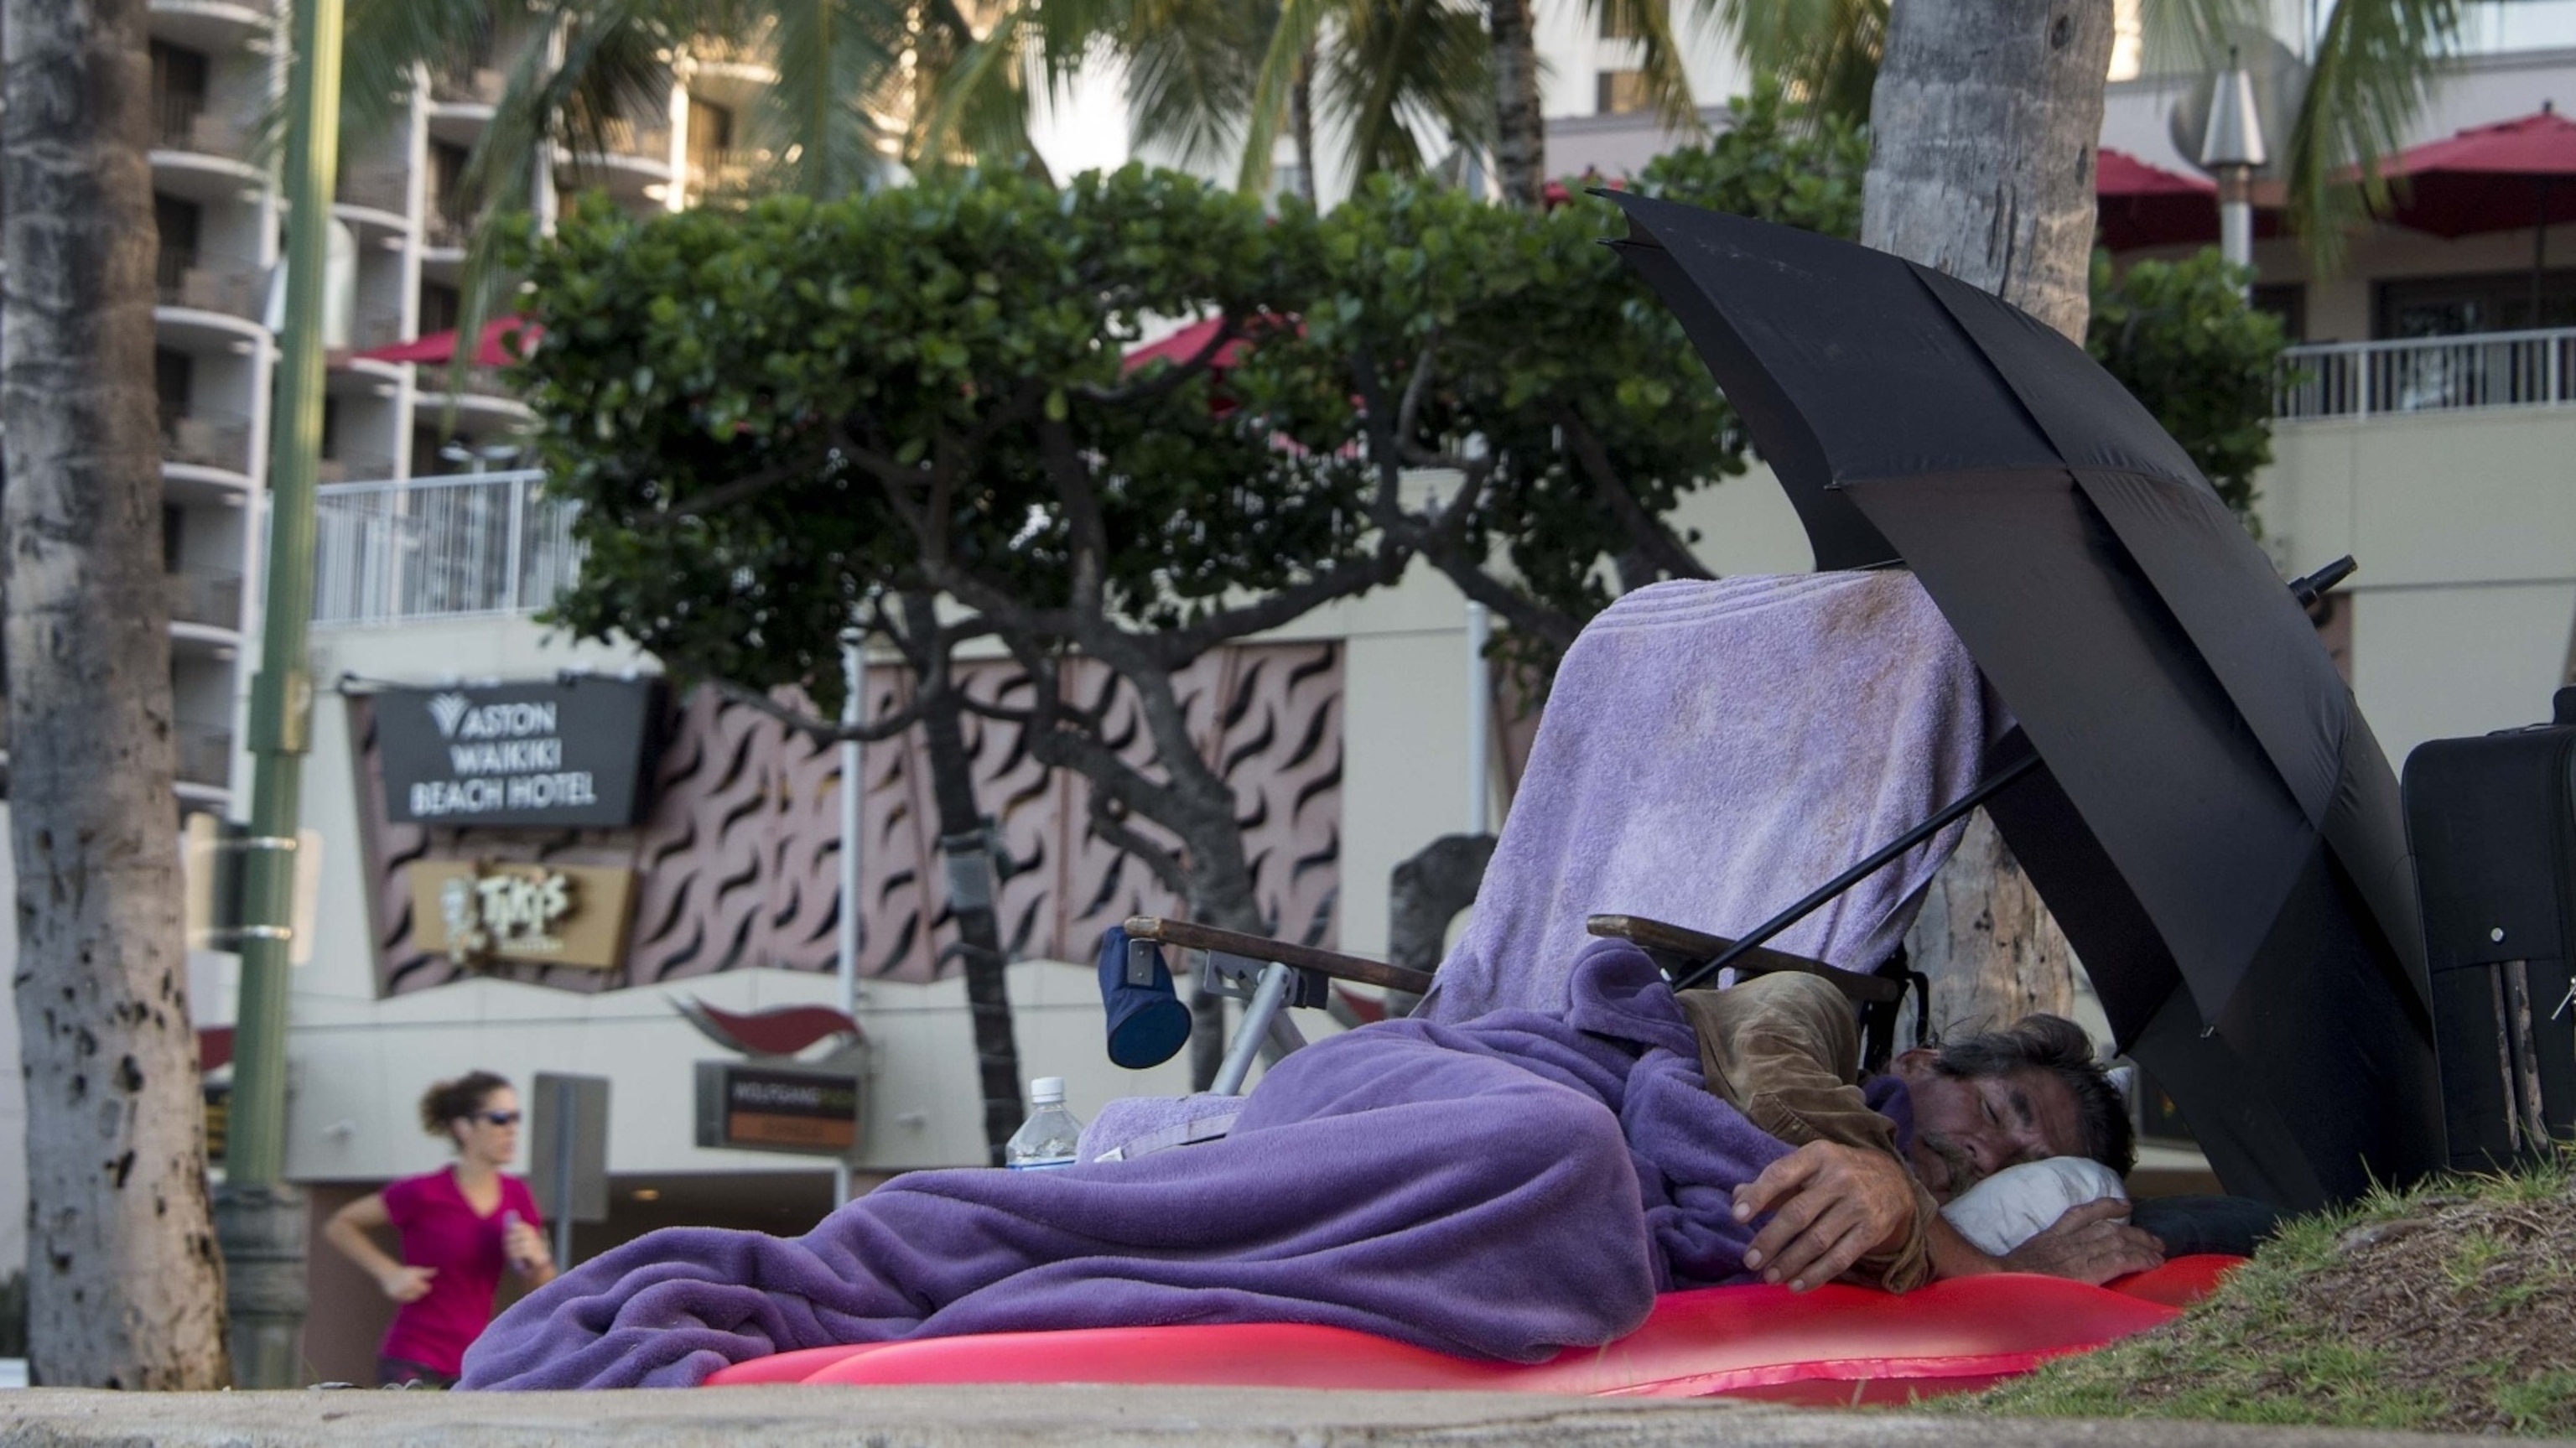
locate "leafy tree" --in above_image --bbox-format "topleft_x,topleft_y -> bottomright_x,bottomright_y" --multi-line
2089,250 -> 2287,522
517,168 -> 1404,1090
3,0 -> 229,1386
1291,91 -> 1865,683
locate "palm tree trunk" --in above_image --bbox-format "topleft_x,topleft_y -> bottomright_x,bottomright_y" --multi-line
1488,0 -> 1545,207
1862,0 -> 2111,339
1863,0 -> 2110,1037
2,0 -> 231,1388
899,594 -> 1025,1165
1292,40 -> 1319,204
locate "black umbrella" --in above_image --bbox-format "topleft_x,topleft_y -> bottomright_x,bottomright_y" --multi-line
1607,193 -> 2443,1211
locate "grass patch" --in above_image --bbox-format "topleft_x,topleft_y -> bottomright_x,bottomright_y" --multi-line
1959,1150 -> 2576,1436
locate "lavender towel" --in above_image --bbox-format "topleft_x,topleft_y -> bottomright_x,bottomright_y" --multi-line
460,942 -> 1799,1389
1422,573 -> 1987,1024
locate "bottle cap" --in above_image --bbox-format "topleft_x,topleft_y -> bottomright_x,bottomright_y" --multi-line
1031,1077 -> 1066,1106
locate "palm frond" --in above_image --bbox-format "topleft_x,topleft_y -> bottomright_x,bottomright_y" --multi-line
1125,0 -> 1269,169
1234,0 -> 1329,192
2285,0 -> 2466,273
1704,0 -> 1878,122
759,0 -> 899,196
1329,0 -> 1491,178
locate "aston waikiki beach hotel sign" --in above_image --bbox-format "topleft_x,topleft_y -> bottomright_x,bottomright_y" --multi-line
377,677 -> 662,828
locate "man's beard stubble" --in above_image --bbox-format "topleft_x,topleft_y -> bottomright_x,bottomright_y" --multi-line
1919,1131 -> 1984,1200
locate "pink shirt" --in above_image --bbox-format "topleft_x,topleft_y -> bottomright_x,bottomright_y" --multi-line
378,1166 -> 543,1374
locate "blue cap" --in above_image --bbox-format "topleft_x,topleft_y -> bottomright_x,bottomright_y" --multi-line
1097,925 -> 1192,1071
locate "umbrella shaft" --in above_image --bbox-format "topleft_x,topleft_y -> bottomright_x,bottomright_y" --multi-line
1671,746 -> 2043,993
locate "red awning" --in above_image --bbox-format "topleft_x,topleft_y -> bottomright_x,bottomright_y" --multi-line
1123,316 -> 1254,375
2372,106 -> 2576,237
356,315 -> 544,367
2096,148 -> 2220,252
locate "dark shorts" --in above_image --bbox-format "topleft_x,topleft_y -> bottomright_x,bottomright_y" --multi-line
377,1355 -> 457,1389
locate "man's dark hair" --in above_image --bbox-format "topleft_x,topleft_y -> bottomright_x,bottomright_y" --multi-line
1934,1015 -> 2136,1176
418,1070 -> 511,1144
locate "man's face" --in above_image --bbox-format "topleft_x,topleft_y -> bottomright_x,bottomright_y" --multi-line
1892,1052 -> 2085,1201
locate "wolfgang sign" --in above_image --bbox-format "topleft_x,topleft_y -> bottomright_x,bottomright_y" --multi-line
377,677 -> 662,828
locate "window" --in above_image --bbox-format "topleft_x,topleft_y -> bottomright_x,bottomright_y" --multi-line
428,141 -> 474,242
163,506 -> 186,573
153,194 -> 201,301
148,40 -> 209,148
687,96 -> 735,177
2376,268 -> 2576,339
154,349 -> 193,437
1596,70 -> 1649,116
1598,2 -> 1640,39
2250,283 -> 2306,344
418,280 -> 461,335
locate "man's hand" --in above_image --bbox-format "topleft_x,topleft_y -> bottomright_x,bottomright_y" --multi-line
1732,1141 -> 1918,1292
1996,1199 -> 2165,1284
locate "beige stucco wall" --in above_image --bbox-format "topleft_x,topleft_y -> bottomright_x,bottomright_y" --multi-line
2258,406 -> 2576,760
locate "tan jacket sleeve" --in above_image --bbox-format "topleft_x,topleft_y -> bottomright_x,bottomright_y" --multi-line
1675,973 -> 1933,1293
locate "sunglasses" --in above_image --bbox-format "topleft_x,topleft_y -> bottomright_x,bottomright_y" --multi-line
475,1110 -> 522,1127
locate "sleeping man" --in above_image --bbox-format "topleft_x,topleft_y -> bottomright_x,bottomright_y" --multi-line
460,940 -> 2160,1390
1679,971 -> 2163,1297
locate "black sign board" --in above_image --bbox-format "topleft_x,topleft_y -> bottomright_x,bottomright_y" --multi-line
694,1062 -> 862,1156
377,677 -> 662,828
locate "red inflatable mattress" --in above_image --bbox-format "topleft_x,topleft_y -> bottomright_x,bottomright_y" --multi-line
705,1254 -> 2240,1402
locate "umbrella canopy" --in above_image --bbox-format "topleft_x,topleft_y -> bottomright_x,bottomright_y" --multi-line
355,315 -> 543,367
1607,194 -> 2443,1210
2096,148 -> 2221,252
2372,105 -> 2576,238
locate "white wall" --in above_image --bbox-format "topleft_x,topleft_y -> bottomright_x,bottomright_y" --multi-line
2260,407 -> 2576,760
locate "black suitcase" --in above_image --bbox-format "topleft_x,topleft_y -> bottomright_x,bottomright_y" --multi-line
2402,687 -> 2576,1170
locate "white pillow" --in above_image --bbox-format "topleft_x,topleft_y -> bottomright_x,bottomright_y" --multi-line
1937,1156 -> 2127,1257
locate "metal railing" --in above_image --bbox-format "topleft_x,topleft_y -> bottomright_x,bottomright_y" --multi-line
2276,327 -> 2576,421
164,412 -> 253,475
313,470 -> 582,625
176,725 -> 234,789
167,568 -> 245,631
430,65 -> 506,106
594,115 -> 672,162
158,265 -> 262,319
153,96 -> 248,158
338,167 -> 412,215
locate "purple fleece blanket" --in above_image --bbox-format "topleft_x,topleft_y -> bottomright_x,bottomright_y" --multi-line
460,942 -> 1809,1389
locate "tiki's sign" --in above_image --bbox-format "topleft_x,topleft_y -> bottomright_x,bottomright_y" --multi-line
409,860 -> 637,970
377,677 -> 661,828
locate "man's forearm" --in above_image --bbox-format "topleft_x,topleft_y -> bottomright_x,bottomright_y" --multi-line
1924,1212 -> 2002,1279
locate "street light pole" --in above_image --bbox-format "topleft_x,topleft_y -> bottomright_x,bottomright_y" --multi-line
214,0 -> 344,1387
2199,47 -> 2269,300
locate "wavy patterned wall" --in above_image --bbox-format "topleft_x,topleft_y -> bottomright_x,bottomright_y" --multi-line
352,642 -> 1343,997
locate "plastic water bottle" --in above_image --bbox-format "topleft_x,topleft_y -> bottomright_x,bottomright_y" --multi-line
1004,1077 -> 1083,1169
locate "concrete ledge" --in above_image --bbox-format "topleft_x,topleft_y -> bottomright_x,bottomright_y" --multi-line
0,1385 -> 2499,1448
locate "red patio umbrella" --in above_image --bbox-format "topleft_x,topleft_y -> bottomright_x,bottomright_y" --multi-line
2373,103 -> 2576,317
355,314 -> 544,367
2095,148 -> 2222,252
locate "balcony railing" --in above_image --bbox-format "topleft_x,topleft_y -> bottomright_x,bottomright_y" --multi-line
158,265 -> 262,319
167,568 -> 245,631
339,167 -> 411,215
2276,327 -> 2576,422
431,65 -> 507,106
175,725 -> 233,789
153,97 -> 248,159
593,115 -> 672,163
314,470 -> 582,625
164,413 -> 253,475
